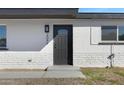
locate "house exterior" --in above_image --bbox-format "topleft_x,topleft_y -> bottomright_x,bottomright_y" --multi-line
0,8 -> 124,69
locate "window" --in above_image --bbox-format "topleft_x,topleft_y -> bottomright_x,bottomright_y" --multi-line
101,26 -> 117,41
119,26 -> 124,41
0,26 -> 6,47
101,26 -> 124,42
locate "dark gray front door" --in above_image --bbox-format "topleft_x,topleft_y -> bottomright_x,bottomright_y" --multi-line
54,25 -> 73,65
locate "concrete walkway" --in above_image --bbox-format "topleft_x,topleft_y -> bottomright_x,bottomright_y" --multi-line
0,66 -> 86,79
43,66 -> 85,78
0,71 -> 45,79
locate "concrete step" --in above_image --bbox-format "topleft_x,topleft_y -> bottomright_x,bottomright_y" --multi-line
43,71 -> 85,78
47,65 -> 80,71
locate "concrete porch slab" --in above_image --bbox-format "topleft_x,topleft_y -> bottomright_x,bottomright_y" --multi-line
43,66 -> 86,78
43,71 -> 85,78
47,65 -> 80,71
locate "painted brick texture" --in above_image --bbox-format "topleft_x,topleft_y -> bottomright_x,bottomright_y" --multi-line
73,52 -> 109,67
0,52 -> 53,69
0,19 -> 124,68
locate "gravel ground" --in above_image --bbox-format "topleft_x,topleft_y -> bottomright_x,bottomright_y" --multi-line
0,78 -> 85,85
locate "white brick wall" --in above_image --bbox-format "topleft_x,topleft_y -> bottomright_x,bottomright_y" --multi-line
0,52 -> 53,69
73,19 -> 124,67
73,52 -> 124,67
0,19 -> 124,68
114,53 -> 124,67
0,19 -> 55,69
73,52 -> 109,67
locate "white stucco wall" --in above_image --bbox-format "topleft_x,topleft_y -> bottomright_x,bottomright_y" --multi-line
0,19 -> 124,69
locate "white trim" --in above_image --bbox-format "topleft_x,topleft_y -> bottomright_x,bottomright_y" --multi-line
117,25 -> 119,41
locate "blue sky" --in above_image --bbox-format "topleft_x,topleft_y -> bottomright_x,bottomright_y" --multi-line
79,8 -> 124,13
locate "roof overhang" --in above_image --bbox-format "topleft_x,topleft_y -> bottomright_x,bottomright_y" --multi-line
76,13 -> 124,19
0,8 -> 123,19
0,8 -> 78,19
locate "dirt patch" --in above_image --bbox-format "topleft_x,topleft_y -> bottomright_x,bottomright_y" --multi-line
0,78 -> 84,85
0,69 -> 45,72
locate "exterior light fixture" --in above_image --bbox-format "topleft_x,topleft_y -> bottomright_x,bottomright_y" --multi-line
45,25 -> 49,33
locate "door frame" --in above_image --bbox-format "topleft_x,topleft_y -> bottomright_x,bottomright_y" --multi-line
53,24 -> 73,65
